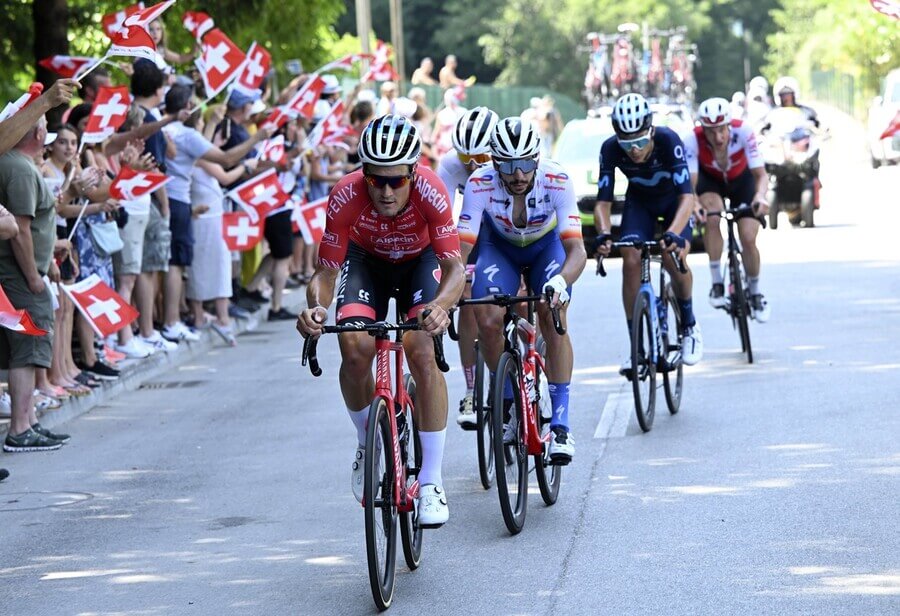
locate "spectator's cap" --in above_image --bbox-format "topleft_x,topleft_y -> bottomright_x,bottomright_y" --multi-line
249,99 -> 267,116
393,97 -> 417,119
227,89 -> 261,110
321,74 -> 341,95
174,74 -> 195,88
357,89 -> 377,103
44,132 -> 57,146
312,100 -> 331,122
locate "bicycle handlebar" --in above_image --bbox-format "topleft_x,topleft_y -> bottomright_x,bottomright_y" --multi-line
447,307 -> 459,341
595,239 -> 687,276
458,293 -> 565,335
705,203 -> 755,221
301,309 -> 449,377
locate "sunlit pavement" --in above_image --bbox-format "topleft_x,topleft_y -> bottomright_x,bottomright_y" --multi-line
0,107 -> 897,615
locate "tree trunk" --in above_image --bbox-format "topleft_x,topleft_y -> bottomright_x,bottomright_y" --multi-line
33,0 -> 69,126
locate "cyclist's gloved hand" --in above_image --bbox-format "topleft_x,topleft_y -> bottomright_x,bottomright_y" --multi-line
543,274 -> 570,307
661,231 -> 686,251
593,233 -> 612,256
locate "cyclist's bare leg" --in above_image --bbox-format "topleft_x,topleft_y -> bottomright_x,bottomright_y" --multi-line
403,330 -> 449,431
536,303 -> 572,382
737,217 -> 762,278
622,246 -> 642,315
457,289 -> 477,385
700,192 -> 725,262
337,331 -> 377,410
473,303 -> 506,371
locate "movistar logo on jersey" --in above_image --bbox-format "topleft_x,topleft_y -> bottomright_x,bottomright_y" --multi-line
597,176 -> 611,189
545,172 -> 569,184
673,168 -> 690,184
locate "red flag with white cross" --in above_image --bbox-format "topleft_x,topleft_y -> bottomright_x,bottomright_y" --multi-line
81,86 -> 133,145
101,3 -> 144,38
222,212 -> 265,251
303,100 -> 346,151
259,135 -> 287,165
233,42 -> 271,96
0,284 -> 47,336
196,28 -> 248,99
38,56 -> 101,80
109,166 -> 170,200
226,168 -> 290,222
63,275 -> 139,338
260,106 -> 294,132
361,40 -> 399,82
286,75 -> 326,120
105,24 -> 158,64
122,0 -> 176,29
291,196 -> 328,244
182,11 -> 215,41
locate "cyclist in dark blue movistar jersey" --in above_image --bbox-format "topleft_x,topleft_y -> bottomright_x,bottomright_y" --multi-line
593,93 -> 703,371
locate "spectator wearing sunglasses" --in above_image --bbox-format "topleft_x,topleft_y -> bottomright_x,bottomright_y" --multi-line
436,106 -> 499,429
593,93 -> 703,372
456,117 -> 587,465
296,115 -> 465,528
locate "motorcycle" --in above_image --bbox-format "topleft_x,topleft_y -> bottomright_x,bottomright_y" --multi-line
760,108 -> 821,229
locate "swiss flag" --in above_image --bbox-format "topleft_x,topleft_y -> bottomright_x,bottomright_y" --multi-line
0,83 -> 44,123
316,53 -> 373,74
122,0 -> 176,29
226,168 -> 290,222
81,86 -> 132,145
259,135 -> 287,165
63,275 -> 139,338
286,75 -> 326,120
106,24 -> 158,63
260,106 -> 294,132
880,110 -> 900,139
361,40 -> 399,82
222,212 -> 265,251
0,284 -> 47,336
109,166 -> 170,200
304,100 -> 346,151
291,196 -> 328,244
234,42 -> 271,96
101,3 -> 144,39
196,28 -> 247,99
182,11 -> 215,40
38,56 -> 100,80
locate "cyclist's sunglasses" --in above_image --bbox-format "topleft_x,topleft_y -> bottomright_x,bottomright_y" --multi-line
458,152 -> 492,166
494,157 -> 539,175
364,173 -> 414,189
617,132 -> 652,151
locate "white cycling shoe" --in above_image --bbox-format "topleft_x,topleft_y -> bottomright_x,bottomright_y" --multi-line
351,441 -> 382,503
417,484 -> 449,528
548,426 -> 574,464
682,322 -> 704,366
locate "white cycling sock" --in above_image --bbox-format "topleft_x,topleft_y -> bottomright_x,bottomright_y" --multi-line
347,405 -> 369,447
748,277 -> 760,295
417,429 -> 446,487
709,261 -> 723,285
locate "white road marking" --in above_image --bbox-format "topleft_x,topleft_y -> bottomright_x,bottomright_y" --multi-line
594,388 -> 633,439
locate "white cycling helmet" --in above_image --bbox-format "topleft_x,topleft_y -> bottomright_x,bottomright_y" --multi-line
490,117 -> 541,159
697,97 -> 732,127
358,114 -> 421,166
452,106 -> 498,155
611,93 -> 652,136
773,76 -> 800,105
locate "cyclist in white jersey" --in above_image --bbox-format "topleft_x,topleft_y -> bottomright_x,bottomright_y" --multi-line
437,107 -> 499,429
457,118 -> 586,463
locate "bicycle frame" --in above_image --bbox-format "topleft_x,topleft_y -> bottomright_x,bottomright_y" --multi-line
502,310 -> 547,457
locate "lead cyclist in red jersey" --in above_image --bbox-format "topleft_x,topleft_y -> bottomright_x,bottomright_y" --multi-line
297,115 -> 465,527
683,97 -> 771,322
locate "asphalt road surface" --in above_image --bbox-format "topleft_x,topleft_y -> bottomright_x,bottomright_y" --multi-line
1,107 -> 897,615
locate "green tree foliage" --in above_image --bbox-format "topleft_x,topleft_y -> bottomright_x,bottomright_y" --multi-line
767,0 -> 900,97
0,0 -> 345,100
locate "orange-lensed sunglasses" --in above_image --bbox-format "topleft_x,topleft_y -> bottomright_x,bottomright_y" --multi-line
457,152 -> 492,166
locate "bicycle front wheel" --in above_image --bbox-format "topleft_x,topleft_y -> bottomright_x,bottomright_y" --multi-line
492,351 -> 528,535
399,374 -> 423,571
533,336 -> 562,506
474,343 -> 495,490
663,286 -> 683,415
364,396 -> 397,611
632,292 -> 657,432
730,251 -> 753,364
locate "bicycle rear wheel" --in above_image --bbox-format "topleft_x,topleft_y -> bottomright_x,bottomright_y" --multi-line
729,251 -> 754,364
474,342 -> 495,490
399,374 -> 423,571
631,292 -> 657,432
364,396 -> 397,611
492,351 -> 528,535
662,285 -> 683,415
533,337 -> 561,506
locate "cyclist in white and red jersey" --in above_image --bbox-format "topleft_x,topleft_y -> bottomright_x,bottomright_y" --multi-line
297,115 -> 465,527
683,97 -> 771,322
437,106 -> 499,429
457,118 -> 586,463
